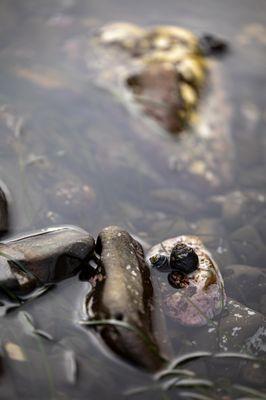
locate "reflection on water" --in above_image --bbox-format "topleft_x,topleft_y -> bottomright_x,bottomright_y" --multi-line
0,0 -> 265,398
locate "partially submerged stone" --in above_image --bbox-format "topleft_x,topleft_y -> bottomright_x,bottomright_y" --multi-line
216,298 -> 265,354
147,235 -> 226,327
86,225 -> 165,371
0,182 -> 9,235
0,225 -> 95,296
224,264 -> 266,313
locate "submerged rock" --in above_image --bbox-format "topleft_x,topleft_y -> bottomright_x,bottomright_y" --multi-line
230,224 -> 265,267
0,225 -> 95,296
94,23 -> 209,133
215,299 -> 265,354
147,235 -> 226,327
0,182 -> 9,235
223,264 -> 266,313
86,22 -> 234,191
212,190 -> 266,230
86,225 -> 165,371
90,22 -> 229,132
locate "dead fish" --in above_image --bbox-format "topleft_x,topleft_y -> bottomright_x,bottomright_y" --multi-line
86,225 -> 166,371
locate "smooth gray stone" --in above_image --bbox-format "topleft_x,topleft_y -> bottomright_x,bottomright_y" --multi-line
0,225 -> 95,295
86,225 -> 165,371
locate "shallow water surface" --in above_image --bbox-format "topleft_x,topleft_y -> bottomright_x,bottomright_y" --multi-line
0,0 -> 265,398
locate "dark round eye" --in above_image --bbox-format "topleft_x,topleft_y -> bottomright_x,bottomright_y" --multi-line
168,271 -> 189,289
149,254 -> 169,272
170,243 -> 198,274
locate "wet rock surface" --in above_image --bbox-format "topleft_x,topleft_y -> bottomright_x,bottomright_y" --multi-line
0,183 -> 9,235
86,225 -> 165,371
147,235 -> 226,327
0,225 -> 95,296
223,264 -> 266,313
216,299 -> 265,354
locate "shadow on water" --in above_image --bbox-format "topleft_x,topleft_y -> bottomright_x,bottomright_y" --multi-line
0,0 -> 265,398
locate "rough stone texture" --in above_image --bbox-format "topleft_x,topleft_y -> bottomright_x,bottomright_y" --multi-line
216,299 -> 265,354
87,225 -> 165,371
0,225 -> 95,295
147,235 -> 226,327
181,298 -> 265,355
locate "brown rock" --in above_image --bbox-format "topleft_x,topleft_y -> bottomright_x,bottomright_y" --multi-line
0,225 -> 95,296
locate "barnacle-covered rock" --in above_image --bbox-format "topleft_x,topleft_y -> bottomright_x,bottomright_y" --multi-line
86,225 -> 165,371
0,225 -> 95,296
147,235 -> 226,326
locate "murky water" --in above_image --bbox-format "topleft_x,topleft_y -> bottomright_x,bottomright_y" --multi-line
0,0 -> 265,398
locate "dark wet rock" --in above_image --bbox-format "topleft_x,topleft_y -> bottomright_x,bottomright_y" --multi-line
223,264 -> 266,313
230,225 -> 266,267
86,225 -> 165,371
198,34 -> 228,56
0,183 -> 9,235
186,298 -> 265,355
217,299 -> 265,354
0,226 -> 95,296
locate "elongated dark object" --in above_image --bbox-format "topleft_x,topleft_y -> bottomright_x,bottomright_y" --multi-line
0,182 -> 9,236
86,225 -> 166,371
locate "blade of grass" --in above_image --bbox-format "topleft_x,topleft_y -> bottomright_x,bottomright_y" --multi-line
173,378 -> 214,388
234,385 -> 266,399
155,368 -> 196,380
179,391 -> 216,400
168,351 -> 212,369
